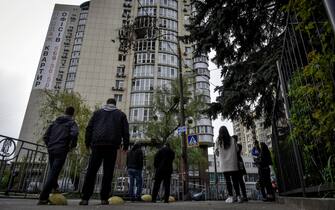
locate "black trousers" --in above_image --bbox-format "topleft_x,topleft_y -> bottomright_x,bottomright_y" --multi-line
236,171 -> 247,198
39,152 -> 67,200
259,166 -> 273,198
81,147 -> 118,201
152,172 -> 171,202
223,171 -> 240,196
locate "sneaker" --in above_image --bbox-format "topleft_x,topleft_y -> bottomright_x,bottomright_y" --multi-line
225,196 -> 234,203
79,200 -> 88,205
37,200 -> 49,205
237,196 -> 243,203
101,200 -> 109,205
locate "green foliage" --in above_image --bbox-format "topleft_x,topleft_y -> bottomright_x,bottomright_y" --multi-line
37,90 -> 92,156
287,0 -> 335,185
189,0 -> 289,127
145,78 -> 208,172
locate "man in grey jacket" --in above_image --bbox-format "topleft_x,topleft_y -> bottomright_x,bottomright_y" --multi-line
38,106 -> 78,205
80,98 -> 129,205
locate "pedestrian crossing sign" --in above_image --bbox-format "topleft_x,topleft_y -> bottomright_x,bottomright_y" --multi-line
187,134 -> 198,147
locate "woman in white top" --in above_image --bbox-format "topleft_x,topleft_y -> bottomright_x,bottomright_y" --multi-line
217,126 -> 241,203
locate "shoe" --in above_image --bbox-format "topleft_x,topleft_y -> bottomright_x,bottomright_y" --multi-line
37,200 -> 49,205
101,200 -> 109,205
237,196 -> 242,203
79,200 -> 88,205
225,196 -> 234,203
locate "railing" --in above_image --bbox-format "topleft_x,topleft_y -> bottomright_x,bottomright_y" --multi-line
273,6 -> 335,197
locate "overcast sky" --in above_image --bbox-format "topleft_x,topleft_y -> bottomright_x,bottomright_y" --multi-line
0,0 -> 232,141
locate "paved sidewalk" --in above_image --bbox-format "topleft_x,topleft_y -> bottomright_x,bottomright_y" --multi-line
0,199 -> 299,210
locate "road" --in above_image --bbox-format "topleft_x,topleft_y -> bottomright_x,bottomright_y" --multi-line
0,199 -> 299,210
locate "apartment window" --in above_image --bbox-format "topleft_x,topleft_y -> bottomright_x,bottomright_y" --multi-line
74,38 -> 83,45
118,54 -> 126,61
139,0 -> 156,6
75,31 -> 84,38
159,8 -> 177,19
70,58 -> 79,66
67,73 -> 76,81
117,65 -> 125,76
158,53 -> 177,66
73,45 -> 81,51
77,25 -> 85,32
157,79 -> 171,89
196,82 -> 210,90
78,19 -> 86,25
159,41 -> 177,53
65,81 -> 74,89
138,7 -> 156,16
157,66 -> 177,78
135,53 -> 155,64
133,65 -> 154,77
79,13 -> 88,19
114,94 -> 123,102
160,0 -> 177,9
115,80 -> 124,89
71,51 -> 80,58
132,79 -> 153,91
68,66 -> 77,73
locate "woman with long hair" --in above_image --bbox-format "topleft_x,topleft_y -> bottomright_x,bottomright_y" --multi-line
217,126 -> 241,203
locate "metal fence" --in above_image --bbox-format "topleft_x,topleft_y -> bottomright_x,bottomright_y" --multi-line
0,134 -> 184,200
273,7 -> 335,196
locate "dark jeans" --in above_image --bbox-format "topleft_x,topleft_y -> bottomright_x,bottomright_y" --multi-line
39,152 -> 67,200
259,166 -> 273,199
152,172 -> 171,202
223,171 -> 240,196
81,147 -> 117,201
128,168 -> 142,199
236,171 -> 247,198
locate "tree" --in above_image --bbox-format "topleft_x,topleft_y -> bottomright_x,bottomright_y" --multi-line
188,0 -> 289,127
145,78 -> 208,172
37,90 -> 92,156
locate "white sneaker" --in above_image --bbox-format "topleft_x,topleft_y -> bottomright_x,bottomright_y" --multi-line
237,196 -> 242,203
225,196 -> 234,203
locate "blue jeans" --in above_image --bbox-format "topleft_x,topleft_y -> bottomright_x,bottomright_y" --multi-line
39,152 -> 67,200
128,168 -> 142,199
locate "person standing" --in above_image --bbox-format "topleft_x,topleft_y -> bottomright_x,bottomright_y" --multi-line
236,143 -> 248,202
126,141 -> 144,201
258,142 -> 275,201
38,107 -> 78,205
217,126 -> 241,203
151,143 -> 175,203
79,98 -> 129,205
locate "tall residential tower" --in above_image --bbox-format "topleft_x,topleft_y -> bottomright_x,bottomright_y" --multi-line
20,0 -> 213,149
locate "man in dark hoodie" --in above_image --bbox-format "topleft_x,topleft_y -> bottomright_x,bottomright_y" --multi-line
80,98 -> 129,205
38,106 -> 78,205
126,141 -> 143,201
151,143 -> 175,203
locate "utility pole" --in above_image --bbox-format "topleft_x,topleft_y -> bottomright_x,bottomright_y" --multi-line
213,146 -> 219,200
177,36 -> 189,200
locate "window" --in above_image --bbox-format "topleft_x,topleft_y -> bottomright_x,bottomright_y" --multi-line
133,65 -> 154,77
73,45 -> 81,51
70,58 -> 79,66
135,40 -> 155,51
159,18 -> 177,31
159,41 -> 177,53
78,19 -> 86,25
79,13 -> 88,19
138,7 -> 156,16
115,80 -> 124,89
77,25 -> 85,32
158,53 -> 178,66
67,73 -> 76,81
157,79 -> 171,89
118,54 -> 126,61
132,79 -> 154,91
157,66 -> 177,78
65,81 -> 74,89
130,108 -> 151,122
135,53 -> 155,64
159,8 -> 177,19
117,66 -> 125,76
114,94 -> 123,102
71,51 -> 80,58
75,31 -> 84,38
74,38 -> 83,45
131,93 -> 153,106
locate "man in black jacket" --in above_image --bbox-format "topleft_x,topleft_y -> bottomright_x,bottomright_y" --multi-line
151,143 -> 175,203
80,98 -> 129,205
38,106 -> 78,205
126,141 -> 143,201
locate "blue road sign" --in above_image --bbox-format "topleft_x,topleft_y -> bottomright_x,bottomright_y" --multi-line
187,134 -> 198,147
177,126 -> 187,134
